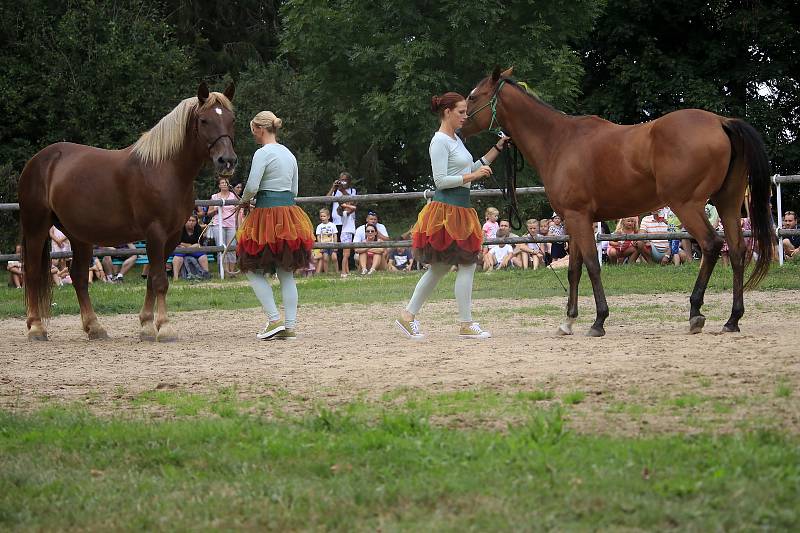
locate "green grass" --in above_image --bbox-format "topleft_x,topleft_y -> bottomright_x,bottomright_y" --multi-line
1,397 -> 798,530
2,261 -> 799,319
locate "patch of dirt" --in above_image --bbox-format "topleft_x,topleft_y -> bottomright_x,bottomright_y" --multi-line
1,290 -> 798,435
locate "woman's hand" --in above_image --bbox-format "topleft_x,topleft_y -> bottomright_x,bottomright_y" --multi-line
497,134 -> 511,151
466,165 -> 493,183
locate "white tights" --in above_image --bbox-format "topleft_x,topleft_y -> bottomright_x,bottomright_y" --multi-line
246,269 -> 298,329
406,263 -> 476,322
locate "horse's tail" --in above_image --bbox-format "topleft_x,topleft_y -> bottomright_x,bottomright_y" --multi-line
20,233 -> 53,321
19,150 -> 57,323
722,118 -> 774,289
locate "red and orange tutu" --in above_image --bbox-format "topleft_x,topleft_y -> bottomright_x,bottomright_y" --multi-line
236,206 -> 315,272
411,201 -> 483,265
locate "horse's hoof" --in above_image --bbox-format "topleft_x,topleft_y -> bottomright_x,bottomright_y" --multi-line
721,324 -> 740,333
140,322 -> 157,342
156,324 -> 177,343
557,324 -> 573,336
688,315 -> 706,334
87,326 -> 109,340
586,327 -> 605,337
27,331 -> 48,341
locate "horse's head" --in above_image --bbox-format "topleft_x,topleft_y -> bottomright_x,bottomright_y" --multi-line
461,66 -> 513,139
196,82 -> 238,177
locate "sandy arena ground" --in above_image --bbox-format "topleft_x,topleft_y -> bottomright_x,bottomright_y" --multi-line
1,290 -> 799,434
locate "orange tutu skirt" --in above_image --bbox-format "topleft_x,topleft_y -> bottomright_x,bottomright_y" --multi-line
236,206 -> 315,272
411,201 -> 483,265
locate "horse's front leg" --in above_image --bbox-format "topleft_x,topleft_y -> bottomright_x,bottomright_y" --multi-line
139,273 -> 157,341
71,242 -> 108,339
558,240 -> 582,336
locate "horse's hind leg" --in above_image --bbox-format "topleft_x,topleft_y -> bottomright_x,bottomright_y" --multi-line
671,204 -> 723,334
714,197 -> 747,332
571,217 -> 609,337
70,242 -> 108,339
139,274 -> 157,341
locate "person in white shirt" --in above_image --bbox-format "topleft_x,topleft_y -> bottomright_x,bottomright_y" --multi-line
237,111 -> 315,340
326,171 -> 357,277
640,209 -> 671,265
353,211 -> 389,242
314,208 -> 339,274
396,91 -> 508,340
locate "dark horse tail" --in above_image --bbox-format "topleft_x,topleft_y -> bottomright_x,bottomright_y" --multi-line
19,153 -> 56,324
21,229 -> 53,322
722,118 -> 774,289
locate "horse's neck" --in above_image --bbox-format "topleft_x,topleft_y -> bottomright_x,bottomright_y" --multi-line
171,123 -> 207,186
498,91 -> 567,177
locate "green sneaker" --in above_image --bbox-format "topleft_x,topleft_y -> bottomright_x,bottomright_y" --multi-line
256,320 -> 285,340
275,329 -> 297,340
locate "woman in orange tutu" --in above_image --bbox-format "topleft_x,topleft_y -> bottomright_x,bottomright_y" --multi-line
396,92 -> 509,340
238,111 -> 314,340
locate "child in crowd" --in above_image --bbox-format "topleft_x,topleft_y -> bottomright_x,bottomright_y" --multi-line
482,207 -> 500,241
483,228 -> 513,271
517,219 -> 545,270
388,244 -> 414,272
314,208 -> 339,274
538,218 -> 552,260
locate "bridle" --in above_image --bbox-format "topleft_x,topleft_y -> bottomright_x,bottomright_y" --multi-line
466,79 -> 506,134
466,78 -> 524,230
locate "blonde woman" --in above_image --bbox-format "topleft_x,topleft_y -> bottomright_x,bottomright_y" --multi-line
607,216 -> 641,264
237,111 -> 315,340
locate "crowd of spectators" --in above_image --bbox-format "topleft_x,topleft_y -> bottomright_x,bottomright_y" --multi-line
6,176 -> 800,287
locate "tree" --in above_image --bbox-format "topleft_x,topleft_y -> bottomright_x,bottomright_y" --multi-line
0,0 -> 198,250
578,0 -> 800,187
278,0 -> 604,197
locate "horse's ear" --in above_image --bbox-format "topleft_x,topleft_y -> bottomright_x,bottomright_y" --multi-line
491,66 -> 502,83
501,67 -> 514,78
197,81 -> 209,105
223,82 -> 235,102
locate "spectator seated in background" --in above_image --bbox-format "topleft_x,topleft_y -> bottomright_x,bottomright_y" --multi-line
98,243 -> 141,282
484,228 -> 519,271
538,218 -> 552,262
88,256 -> 109,283
547,213 -> 568,262
172,214 -> 210,280
516,218 -> 545,270
314,207 -> 339,274
6,244 -> 24,288
640,209 -> 671,265
388,240 -> 415,272
607,216 -> 640,264
353,210 -> 389,242
665,209 -> 691,266
358,223 -> 385,275
498,218 -> 530,269
781,211 -> 800,261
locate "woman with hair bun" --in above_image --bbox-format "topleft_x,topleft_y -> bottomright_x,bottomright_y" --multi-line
396,92 -> 509,339
237,111 -> 315,340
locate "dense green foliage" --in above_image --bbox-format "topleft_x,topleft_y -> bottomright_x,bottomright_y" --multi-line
1,0 -> 798,252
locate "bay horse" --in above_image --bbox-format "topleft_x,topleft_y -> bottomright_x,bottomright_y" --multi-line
462,67 -> 774,337
19,82 -> 237,341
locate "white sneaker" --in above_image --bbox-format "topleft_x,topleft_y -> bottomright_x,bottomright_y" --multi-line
256,320 -> 285,340
395,318 -> 424,339
459,322 -> 492,339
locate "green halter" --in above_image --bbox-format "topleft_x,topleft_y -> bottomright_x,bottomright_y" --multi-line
466,79 -> 506,134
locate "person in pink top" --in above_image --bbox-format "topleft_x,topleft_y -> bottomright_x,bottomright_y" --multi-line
207,177 -> 240,276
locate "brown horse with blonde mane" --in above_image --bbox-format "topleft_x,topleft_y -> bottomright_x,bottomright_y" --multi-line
462,67 -> 774,337
19,82 -> 237,341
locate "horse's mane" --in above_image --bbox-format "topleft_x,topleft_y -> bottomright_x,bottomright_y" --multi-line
502,77 -> 564,115
132,92 -> 233,165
